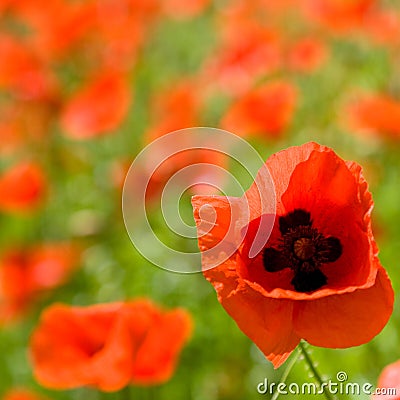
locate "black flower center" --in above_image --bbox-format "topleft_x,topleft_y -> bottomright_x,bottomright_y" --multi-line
262,209 -> 342,293
293,237 -> 315,260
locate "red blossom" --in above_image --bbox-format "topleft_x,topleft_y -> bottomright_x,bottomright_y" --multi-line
346,93 -> 400,140
0,162 -> 47,213
220,81 -> 297,139
192,142 -> 393,368
60,71 -> 131,139
287,37 -> 329,73
0,243 -> 80,324
30,300 -> 192,391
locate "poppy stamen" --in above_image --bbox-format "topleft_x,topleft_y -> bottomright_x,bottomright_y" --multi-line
293,237 -> 316,260
263,208 -> 342,292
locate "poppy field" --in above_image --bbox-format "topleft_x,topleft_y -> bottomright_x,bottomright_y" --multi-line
1,1 -> 400,399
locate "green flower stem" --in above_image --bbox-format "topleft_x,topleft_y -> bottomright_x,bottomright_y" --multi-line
271,347 -> 301,400
271,342 -> 336,400
299,341 -> 336,400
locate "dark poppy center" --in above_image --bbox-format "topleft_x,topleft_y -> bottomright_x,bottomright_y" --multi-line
262,209 -> 342,293
293,237 -> 315,260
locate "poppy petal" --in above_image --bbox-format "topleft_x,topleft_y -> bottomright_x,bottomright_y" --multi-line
30,303 -> 123,389
132,309 -> 192,385
192,195 -> 247,271
89,309 -> 135,392
220,279 -> 300,368
293,266 -> 394,348
245,142 -> 322,219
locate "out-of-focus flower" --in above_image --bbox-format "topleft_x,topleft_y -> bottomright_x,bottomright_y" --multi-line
30,300 -> 192,391
287,37 -> 329,73
303,0 -> 375,33
0,162 -> 47,213
201,24 -> 282,95
0,243 -> 80,324
373,360 -> 400,399
95,0 -> 160,69
192,142 -> 393,368
220,81 -> 297,139
11,0 -> 96,61
346,93 -> 400,140
145,81 -> 201,141
364,9 -> 400,46
60,71 -> 131,139
3,388 -> 48,400
0,34 -> 57,100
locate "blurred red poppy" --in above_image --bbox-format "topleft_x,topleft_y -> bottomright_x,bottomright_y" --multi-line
11,0 -> 96,61
60,71 -> 131,139
0,243 -> 79,323
220,81 -> 297,139
303,0 -> 376,33
346,93 -> 400,140
0,34 -> 57,100
374,360 -> 400,399
0,162 -> 47,213
201,24 -> 282,95
287,37 -> 328,73
3,388 -> 48,400
145,81 -> 200,142
192,142 -> 393,368
95,0 -> 160,69
364,9 -> 400,46
30,300 -> 192,391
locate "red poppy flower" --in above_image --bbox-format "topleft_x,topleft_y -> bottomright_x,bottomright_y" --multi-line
303,0 -> 376,33
95,0 -> 160,69
0,162 -> 47,213
145,81 -> 200,142
287,37 -> 328,73
0,34 -> 57,100
364,9 -> 400,46
0,243 -> 79,323
3,389 -> 48,400
60,71 -> 131,139
374,360 -> 400,399
11,0 -> 96,61
201,24 -> 282,95
346,93 -> 400,140
30,300 -> 192,391
220,81 -> 297,139
192,142 -> 393,368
